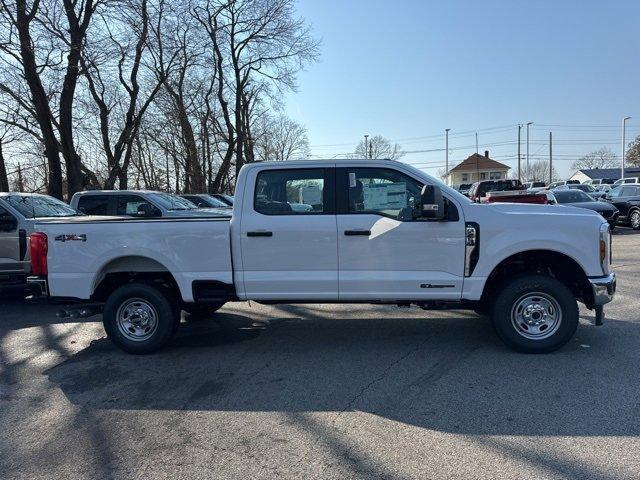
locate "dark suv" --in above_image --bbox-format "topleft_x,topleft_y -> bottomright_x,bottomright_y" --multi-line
606,184 -> 640,229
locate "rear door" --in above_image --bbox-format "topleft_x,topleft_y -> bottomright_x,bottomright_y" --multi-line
239,166 -> 338,300
336,167 -> 465,301
611,186 -> 637,217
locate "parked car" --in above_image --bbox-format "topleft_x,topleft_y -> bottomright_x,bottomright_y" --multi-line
180,194 -> 232,210
555,183 -> 606,200
468,179 -> 524,202
71,190 -> 229,217
456,183 -> 473,195
548,180 -> 581,189
0,193 -> 79,291
613,177 -> 639,186
552,190 -> 619,229
523,181 -> 547,191
584,178 -> 616,186
594,184 -> 612,194
28,159 -> 615,355
604,184 -> 640,229
211,194 -> 234,206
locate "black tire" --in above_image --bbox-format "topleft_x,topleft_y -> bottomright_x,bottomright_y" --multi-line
491,275 -> 578,353
629,209 -> 640,230
183,302 -> 225,321
103,283 -> 179,354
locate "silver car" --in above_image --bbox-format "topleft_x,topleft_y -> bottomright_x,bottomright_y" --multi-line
0,193 -> 79,290
70,190 -> 230,217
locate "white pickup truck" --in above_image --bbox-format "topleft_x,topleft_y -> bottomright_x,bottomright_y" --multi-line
27,159 -> 616,354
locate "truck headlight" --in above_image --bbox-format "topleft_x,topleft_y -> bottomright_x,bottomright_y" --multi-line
599,223 -> 611,275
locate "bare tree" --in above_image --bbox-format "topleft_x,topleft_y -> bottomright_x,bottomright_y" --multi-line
354,135 -> 404,160
626,135 -> 640,167
571,147 -> 618,171
520,159 -> 559,183
0,0 -> 64,197
254,114 -> 309,161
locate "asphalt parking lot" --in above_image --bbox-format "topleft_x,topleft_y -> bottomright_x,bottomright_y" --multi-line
1,229 -> 639,480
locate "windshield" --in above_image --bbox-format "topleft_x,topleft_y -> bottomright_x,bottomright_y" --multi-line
573,184 -> 595,192
3,194 -> 78,218
554,190 -> 594,204
148,192 -> 197,210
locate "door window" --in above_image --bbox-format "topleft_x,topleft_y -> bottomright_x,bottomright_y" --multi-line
254,168 -> 331,215
115,195 -> 156,216
77,195 -> 109,215
344,168 -> 424,220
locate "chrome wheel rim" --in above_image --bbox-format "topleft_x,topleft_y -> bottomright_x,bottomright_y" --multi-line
510,292 -> 562,340
631,211 -> 640,229
116,298 -> 158,342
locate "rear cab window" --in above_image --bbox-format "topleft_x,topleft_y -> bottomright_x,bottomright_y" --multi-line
77,195 -> 110,215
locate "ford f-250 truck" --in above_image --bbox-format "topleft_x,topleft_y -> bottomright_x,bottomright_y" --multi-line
27,159 -> 616,354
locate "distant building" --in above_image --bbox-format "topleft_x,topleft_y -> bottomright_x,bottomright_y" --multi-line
569,167 -> 640,183
445,151 -> 510,186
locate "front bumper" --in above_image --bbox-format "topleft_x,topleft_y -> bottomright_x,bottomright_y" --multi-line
589,272 -> 616,306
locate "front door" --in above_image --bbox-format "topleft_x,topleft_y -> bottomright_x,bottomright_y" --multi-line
239,167 -> 338,300
336,167 -> 465,301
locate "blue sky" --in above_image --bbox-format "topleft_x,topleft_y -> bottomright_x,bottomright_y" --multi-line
285,0 -> 640,178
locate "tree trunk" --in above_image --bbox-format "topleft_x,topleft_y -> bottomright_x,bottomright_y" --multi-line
15,0 -> 63,199
59,0 -> 96,197
0,142 -> 9,192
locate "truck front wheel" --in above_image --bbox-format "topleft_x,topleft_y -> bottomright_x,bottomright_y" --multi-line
103,283 -> 179,354
491,275 -> 578,353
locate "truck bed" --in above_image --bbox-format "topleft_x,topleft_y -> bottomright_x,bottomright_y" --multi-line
34,215 -> 232,302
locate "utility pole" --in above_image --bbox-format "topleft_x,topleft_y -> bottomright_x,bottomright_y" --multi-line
526,122 -> 533,177
364,134 -> 369,159
475,132 -> 478,154
622,117 -> 631,179
445,128 -> 451,184
517,124 -> 522,181
549,132 -> 553,184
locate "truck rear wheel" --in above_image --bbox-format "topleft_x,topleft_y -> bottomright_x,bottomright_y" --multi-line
491,275 -> 578,353
103,283 -> 179,354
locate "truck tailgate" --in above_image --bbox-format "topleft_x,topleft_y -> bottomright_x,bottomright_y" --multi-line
34,217 -> 232,302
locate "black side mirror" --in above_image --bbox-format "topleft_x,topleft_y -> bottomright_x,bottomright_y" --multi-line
0,215 -> 17,232
137,203 -> 160,217
420,185 -> 445,220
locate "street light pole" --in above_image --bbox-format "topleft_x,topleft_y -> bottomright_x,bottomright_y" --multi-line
517,124 -> 522,181
622,117 -> 631,179
364,134 -> 369,159
526,122 -> 533,178
445,128 -> 450,185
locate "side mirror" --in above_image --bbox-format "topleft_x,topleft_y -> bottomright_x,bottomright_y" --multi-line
0,214 -> 17,232
137,203 -> 160,217
420,185 -> 445,220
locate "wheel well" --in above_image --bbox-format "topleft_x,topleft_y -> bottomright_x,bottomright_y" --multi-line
91,256 -> 181,303
481,250 -> 593,307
